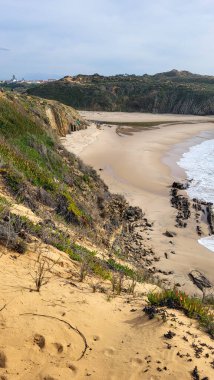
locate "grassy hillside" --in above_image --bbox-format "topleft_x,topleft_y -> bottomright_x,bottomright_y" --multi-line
27,70 -> 214,115
0,93 -> 116,234
0,92 -> 152,279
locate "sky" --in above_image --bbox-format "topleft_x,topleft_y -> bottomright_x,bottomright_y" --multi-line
0,0 -> 213,79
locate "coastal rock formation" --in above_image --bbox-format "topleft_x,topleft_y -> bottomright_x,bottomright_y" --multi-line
124,206 -> 143,222
170,182 -> 191,227
206,203 -> 214,234
45,103 -> 86,136
170,182 -> 214,239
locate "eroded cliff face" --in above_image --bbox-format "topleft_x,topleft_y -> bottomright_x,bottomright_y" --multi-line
0,90 -> 87,136
151,90 -> 214,115
45,103 -> 87,136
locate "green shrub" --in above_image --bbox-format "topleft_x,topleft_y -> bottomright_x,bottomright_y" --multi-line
0,195 -> 10,213
108,259 -> 133,276
148,289 -> 214,338
89,261 -> 111,280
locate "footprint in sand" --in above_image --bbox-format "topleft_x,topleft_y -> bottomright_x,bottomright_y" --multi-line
130,357 -> 143,366
104,347 -> 116,357
93,335 -> 100,342
54,342 -> 63,353
34,334 -> 45,349
68,363 -> 78,373
0,376 -> 8,380
0,351 -> 6,368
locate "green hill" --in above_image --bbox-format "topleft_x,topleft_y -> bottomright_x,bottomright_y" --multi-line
27,70 -> 214,115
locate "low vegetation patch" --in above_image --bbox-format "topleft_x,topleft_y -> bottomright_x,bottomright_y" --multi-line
107,259 -> 135,277
0,204 -> 27,254
148,289 -> 214,338
0,97 -> 92,228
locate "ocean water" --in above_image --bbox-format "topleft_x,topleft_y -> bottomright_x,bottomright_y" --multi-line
177,139 -> 214,253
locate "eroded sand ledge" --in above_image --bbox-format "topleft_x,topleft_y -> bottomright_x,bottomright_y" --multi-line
63,112 -> 214,294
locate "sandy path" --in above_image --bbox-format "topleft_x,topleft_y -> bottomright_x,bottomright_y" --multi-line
63,114 -> 214,293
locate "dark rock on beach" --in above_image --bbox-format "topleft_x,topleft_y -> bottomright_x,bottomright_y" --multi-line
189,270 -> 212,292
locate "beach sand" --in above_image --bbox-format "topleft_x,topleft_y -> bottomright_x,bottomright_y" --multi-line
63,112 -> 214,294
80,111 -> 214,123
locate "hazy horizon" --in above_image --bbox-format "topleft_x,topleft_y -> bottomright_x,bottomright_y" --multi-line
0,0 -> 214,80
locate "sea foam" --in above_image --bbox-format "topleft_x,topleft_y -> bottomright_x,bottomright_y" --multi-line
177,139 -> 214,253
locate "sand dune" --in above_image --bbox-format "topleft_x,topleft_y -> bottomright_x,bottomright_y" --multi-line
0,246 -> 214,380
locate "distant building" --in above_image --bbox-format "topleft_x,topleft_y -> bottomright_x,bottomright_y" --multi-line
11,74 -> 17,82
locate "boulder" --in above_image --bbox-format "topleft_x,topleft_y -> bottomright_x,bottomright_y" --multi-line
189,270 -> 212,291
172,181 -> 188,190
124,206 -> 143,221
164,231 -> 177,238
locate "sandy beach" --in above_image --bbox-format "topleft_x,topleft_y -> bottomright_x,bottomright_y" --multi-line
80,111 -> 214,123
63,112 -> 214,294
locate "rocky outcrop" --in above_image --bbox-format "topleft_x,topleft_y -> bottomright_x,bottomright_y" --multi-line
45,103 -> 86,136
170,182 -> 214,237
206,204 -> 214,234
170,183 -> 191,228
164,231 -> 177,238
189,270 -> 212,292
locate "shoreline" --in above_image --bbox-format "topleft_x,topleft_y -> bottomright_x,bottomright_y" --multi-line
62,114 -> 214,294
163,129 -> 214,179
174,135 -> 214,253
